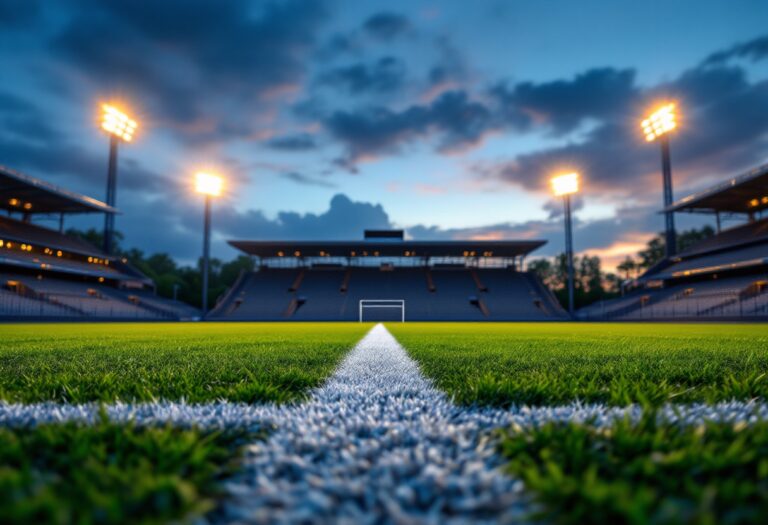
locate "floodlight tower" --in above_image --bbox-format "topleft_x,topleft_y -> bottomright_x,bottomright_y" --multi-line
100,104 -> 137,254
641,103 -> 678,257
551,172 -> 580,316
195,172 -> 223,317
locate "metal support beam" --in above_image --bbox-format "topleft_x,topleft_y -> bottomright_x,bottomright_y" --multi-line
660,136 -> 676,257
564,194 -> 575,316
201,195 -> 212,318
103,135 -> 118,254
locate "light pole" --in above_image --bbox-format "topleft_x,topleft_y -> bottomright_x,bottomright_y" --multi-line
551,172 -> 580,316
100,104 -> 137,254
195,172 -> 223,317
641,103 -> 678,258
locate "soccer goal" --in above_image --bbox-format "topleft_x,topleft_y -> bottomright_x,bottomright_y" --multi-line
359,299 -> 405,323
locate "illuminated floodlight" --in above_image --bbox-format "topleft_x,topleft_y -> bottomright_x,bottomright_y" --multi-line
551,172 -> 580,196
101,104 -> 138,142
641,103 -> 676,142
195,172 -> 223,197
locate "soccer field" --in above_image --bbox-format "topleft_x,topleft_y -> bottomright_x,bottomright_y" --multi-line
1,321 -> 767,524
0,323 -> 370,403
387,322 -> 768,406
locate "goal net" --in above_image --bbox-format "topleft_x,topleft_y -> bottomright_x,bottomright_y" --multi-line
358,299 -> 405,323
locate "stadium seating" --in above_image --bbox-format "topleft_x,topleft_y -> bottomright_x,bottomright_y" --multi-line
655,242 -> 768,279
674,218 -> 768,259
0,215 -> 102,256
578,274 -> 768,320
209,266 -> 566,321
0,273 -> 198,320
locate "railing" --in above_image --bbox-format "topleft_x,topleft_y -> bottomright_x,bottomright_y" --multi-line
0,291 -> 171,319
580,291 -> 768,320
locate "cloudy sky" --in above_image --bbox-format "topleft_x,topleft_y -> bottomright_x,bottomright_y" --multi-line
1,0 -> 767,269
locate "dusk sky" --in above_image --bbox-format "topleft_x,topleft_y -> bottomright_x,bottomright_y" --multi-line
1,0 -> 767,269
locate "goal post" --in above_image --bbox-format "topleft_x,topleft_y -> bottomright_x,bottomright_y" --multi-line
359,299 -> 405,323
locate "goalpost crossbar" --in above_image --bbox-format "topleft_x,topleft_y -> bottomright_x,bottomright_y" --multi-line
358,299 -> 405,323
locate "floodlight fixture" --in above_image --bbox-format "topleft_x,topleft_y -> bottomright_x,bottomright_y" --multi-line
101,104 -> 137,142
99,103 -> 138,254
551,171 -> 580,316
195,171 -> 223,318
641,103 -> 676,142
551,172 -> 580,196
642,102 -> 680,257
195,172 -> 223,197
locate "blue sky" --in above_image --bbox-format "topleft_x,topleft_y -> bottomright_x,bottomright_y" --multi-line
1,0 -> 767,269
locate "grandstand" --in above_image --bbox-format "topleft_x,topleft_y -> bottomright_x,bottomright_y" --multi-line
209,230 -> 567,321
0,165 -> 198,320
579,163 -> 768,320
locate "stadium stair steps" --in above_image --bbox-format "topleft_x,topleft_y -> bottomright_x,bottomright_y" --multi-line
340,269 -> 351,293
469,295 -> 490,317
284,296 -> 306,317
523,273 -> 569,318
289,269 -> 306,292
209,270 -> 250,318
425,270 -> 436,292
697,296 -> 740,316
470,269 -> 489,292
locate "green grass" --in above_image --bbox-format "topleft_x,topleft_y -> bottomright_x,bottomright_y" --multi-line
499,414 -> 768,524
0,323 -> 369,403
388,322 -> 768,407
0,416 -> 260,525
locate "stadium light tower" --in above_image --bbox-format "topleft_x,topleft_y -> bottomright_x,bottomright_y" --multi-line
195,172 -> 223,318
100,104 -> 138,254
641,103 -> 678,258
551,172 -> 579,317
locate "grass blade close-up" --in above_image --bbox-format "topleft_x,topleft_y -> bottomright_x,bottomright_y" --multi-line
0,416 -> 260,525
498,413 -> 768,525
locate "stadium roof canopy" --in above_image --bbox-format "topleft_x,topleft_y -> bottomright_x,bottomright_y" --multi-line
229,239 -> 546,258
665,162 -> 768,215
0,165 -> 116,215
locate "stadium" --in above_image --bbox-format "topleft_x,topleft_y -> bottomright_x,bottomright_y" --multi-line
2,3 -> 768,525
579,163 -> 768,321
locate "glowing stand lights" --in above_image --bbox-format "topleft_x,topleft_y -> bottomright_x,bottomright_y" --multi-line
100,104 -> 138,254
642,103 -> 678,257
195,172 -> 223,318
551,172 -> 580,317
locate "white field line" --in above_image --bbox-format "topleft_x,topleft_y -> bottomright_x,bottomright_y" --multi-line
0,324 -> 766,523
214,324 -> 768,524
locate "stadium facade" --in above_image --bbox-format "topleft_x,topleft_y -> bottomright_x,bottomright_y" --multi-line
578,163 -> 768,320
0,165 -> 198,320
208,230 -> 568,321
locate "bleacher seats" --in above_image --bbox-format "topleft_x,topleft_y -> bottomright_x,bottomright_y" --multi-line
674,218 -> 768,259
656,242 -> 768,279
578,274 -> 768,320
209,266 -> 566,321
0,274 -> 198,320
0,215 -> 102,256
